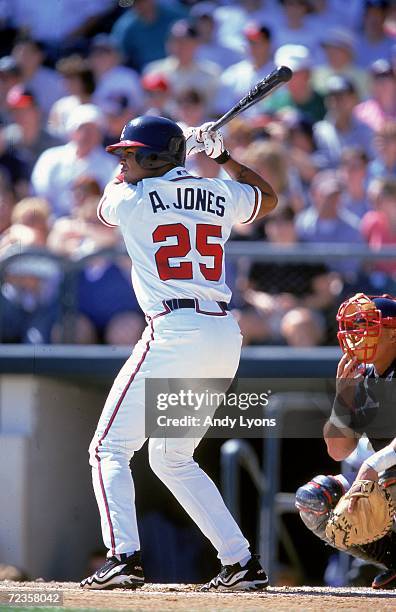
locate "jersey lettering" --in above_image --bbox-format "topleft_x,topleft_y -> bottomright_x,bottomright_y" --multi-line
98,168 -> 258,312
149,190 -> 167,213
153,223 -> 192,281
153,223 -> 223,282
151,187 -> 225,217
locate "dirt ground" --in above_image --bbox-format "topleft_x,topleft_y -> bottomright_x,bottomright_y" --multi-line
1,581 -> 396,611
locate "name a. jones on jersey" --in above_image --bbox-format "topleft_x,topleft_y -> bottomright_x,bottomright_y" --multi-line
149,188 -> 226,217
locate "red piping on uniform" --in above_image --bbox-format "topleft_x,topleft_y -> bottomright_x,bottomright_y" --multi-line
97,198 -> 117,227
241,186 -> 260,224
194,298 -> 227,316
94,316 -> 157,555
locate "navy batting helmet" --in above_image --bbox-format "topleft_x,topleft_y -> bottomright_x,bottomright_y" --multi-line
106,115 -> 186,169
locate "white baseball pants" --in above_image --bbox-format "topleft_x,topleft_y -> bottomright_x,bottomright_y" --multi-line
88,303 -> 250,565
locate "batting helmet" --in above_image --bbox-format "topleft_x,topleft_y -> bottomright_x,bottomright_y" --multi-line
106,115 -> 186,169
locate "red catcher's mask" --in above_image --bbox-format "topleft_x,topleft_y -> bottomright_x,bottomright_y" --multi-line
337,292 -> 396,365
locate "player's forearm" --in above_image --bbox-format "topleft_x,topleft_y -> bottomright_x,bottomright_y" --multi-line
223,157 -> 278,216
363,442 -> 396,473
323,420 -> 359,461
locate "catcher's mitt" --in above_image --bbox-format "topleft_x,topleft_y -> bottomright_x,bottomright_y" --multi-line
325,479 -> 394,550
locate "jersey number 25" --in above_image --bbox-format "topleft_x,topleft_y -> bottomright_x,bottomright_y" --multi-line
153,223 -> 223,282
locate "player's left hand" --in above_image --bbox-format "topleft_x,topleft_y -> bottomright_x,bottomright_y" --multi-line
196,122 -> 225,159
184,127 -> 205,157
348,464 -> 379,513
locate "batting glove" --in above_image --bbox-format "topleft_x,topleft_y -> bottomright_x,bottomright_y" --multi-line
196,122 -> 230,163
184,126 -> 205,157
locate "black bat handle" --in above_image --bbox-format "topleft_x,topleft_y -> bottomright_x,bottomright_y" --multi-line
210,65 -> 293,131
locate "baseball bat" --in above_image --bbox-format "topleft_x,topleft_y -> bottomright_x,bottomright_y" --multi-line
210,65 -> 293,131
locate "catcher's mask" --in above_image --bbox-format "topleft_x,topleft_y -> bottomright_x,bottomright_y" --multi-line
337,292 -> 396,364
106,115 -> 186,169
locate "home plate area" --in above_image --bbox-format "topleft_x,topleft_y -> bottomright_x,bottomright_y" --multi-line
1,582 -> 396,611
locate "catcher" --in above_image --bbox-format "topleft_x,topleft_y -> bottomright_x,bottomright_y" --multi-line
296,293 -> 396,589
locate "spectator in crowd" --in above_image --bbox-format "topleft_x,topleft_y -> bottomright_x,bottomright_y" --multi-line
6,0 -> 115,62
174,89 -> 208,128
361,176 -> 396,277
31,104 -> 117,218
0,0 -> 394,350
0,170 -> 15,234
75,255 -> 145,346
280,307 -> 326,347
233,200 -> 338,346
102,94 -> 139,149
11,36 -> 65,118
213,0 -> 282,53
10,196 -> 50,246
314,76 -> 374,168
354,59 -> 396,132
275,0 -> 319,55
368,120 -> 396,178
217,23 -> 275,115
0,123 -> 30,200
357,0 -> 393,68
89,34 -> 142,115
70,175 -> 101,210
144,20 -> 220,116
306,0 -> 361,32
47,195 -> 119,258
0,56 -> 22,124
313,27 -> 370,99
190,2 -> 243,69
241,139 -> 305,213
0,229 -> 61,344
247,202 -> 332,296
48,55 -> 96,140
283,112 -> 327,193
296,171 -> 363,277
264,44 -> 326,123
5,86 -> 62,174
47,194 -> 144,346
141,72 -> 174,119
223,117 -> 257,161
337,147 -> 371,219
111,0 -> 186,72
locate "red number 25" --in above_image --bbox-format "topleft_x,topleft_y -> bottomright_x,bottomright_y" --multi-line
152,223 -> 223,282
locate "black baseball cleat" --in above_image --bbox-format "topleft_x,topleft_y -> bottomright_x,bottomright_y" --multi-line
372,568 -> 396,589
80,551 -> 144,590
201,554 -> 269,592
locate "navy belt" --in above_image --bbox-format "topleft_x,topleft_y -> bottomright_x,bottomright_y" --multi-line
164,299 -> 229,312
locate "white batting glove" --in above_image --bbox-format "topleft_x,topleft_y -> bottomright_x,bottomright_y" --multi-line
196,122 -> 226,160
184,126 -> 205,157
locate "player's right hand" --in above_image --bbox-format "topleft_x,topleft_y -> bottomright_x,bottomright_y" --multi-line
196,122 -> 225,159
184,126 -> 205,157
336,353 -> 364,397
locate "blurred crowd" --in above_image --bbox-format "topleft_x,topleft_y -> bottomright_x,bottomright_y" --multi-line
0,0 -> 396,346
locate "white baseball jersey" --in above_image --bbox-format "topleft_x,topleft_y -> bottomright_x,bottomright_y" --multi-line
97,166 -> 261,313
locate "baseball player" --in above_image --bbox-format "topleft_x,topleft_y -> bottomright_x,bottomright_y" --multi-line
80,115 -> 277,590
296,293 -> 396,589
